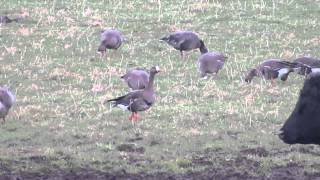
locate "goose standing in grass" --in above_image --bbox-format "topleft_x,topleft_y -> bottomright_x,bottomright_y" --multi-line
121,68 -> 149,90
107,66 -> 160,121
0,87 -> 15,123
245,59 -> 299,85
0,16 -> 18,24
293,56 -> 320,76
197,52 -> 227,78
97,29 -> 124,57
160,31 -> 208,58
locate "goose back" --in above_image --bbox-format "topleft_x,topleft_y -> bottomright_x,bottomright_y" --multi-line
0,16 -> 13,23
294,57 -> 320,75
245,59 -> 297,82
161,31 -> 208,54
0,87 -> 15,119
107,66 -> 160,114
121,68 -> 149,90
98,29 -> 123,52
198,52 -> 227,77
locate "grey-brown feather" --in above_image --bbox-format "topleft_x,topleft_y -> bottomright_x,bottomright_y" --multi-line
0,87 -> 15,120
294,57 -> 320,75
161,31 -> 208,54
198,52 -> 227,77
107,66 -> 159,113
121,68 -> 149,90
245,59 -> 298,82
98,29 -> 123,52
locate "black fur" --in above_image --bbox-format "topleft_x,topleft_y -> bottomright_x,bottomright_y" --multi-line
279,73 -> 320,144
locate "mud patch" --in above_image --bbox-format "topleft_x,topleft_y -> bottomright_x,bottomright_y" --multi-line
116,144 -> 145,153
268,162 -> 305,179
1,165 -> 319,180
241,147 -> 269,157
226,131 -> 241,140
6,127 -> 17,132
297,146 -> 320,156
29,155 -> 48,164
126,137 -> 143,142
149,139 -> 160,146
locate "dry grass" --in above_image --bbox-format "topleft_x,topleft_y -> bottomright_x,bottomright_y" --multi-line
0,0 -> 320,176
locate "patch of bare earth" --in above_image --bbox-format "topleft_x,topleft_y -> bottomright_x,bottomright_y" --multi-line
1,155 -> 319,180
1,166 -> 319,180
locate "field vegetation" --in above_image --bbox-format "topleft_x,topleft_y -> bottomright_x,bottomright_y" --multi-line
0,0 -> 320,179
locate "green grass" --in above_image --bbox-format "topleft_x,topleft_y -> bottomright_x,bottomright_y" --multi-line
0,0 -> 320,177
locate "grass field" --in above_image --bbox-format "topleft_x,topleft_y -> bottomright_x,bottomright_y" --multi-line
1,0 -> 320,179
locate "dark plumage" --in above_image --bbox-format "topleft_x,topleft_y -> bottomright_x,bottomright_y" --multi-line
279,72 -> 320,144
245,59 -> 299,84
121,68 -> 149,90
0,16 -> 17,24
0,87 -> 15,123
107,66 -> 160,121
97,29 -> 124,56
160,31 -> 208,57
293,56 -> 320,76
197,52 -> 227,78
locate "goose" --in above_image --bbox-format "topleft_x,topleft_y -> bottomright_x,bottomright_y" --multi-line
107,66 -> 160,121
160,31 -> 208,58
245,59 -> 299,85
293,56 -> 320,76
0,87 -> 15,123
121,68 -> 149,90
97,29 -> 124,56
0,16 -> 18,24
197,52 -> 227,78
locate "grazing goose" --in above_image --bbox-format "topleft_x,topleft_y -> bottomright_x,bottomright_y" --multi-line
107,66 -> 160,121
97,29 -> 124,56
160,31 -> 208,58
293,56 -> 320,76
197,52 -> 227,78
0,87 -> 15,123
0,16 -> 17,24
121,68 -> 149,90
245,59 -> 298,85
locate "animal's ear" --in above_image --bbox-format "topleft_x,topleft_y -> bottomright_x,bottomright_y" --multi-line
244,69 -> 256,82
160,36 -> 169,41
250,68 -> 257,75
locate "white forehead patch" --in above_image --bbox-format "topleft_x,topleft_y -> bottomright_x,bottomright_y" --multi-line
6,90 -> 16,103
311,68 -> 320,73
0,102 -> 4,110
155,66 -> 160,71
278,68 -> 290,77
117,104 -> 128,111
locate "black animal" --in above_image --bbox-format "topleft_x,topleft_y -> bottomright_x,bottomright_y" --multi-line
160,31 -> 208,58
279,73 -> 320,144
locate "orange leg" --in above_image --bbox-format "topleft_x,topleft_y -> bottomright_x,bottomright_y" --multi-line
134,113 -> 140,121
271,79 -> 276,87
100,51 -> 107,58
129,112 -> 134,121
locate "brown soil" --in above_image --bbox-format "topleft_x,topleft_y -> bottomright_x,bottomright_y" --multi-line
1,147 -> 320,180
0,165 -> 319,180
